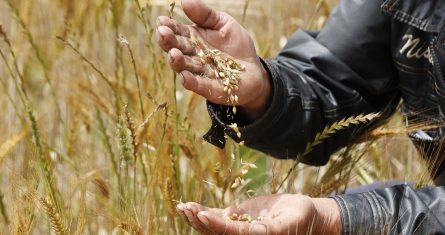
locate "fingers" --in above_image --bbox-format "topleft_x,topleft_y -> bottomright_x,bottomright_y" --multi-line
157,26 -> 196,55
181,203 -> 212,233
177,202 -> 225,234
197,211 -> 268,235
178,202 -> 270,235
179,70 -> 227,103
181,0 -> 228,29
168,48 -> 213,77
157,16 -> 190,37
176,204 -> 189,222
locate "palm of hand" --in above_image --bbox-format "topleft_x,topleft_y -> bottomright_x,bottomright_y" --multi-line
176,194 -> 319,235
157,0 -> 270,119
232,194 -> 317,234
189,22 -> 268,108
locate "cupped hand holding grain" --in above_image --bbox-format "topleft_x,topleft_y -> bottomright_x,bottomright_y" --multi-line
156,0 -> 271,120
176,194 -> 342,235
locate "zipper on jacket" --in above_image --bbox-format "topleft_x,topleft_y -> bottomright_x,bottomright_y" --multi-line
430,36 -> 445,93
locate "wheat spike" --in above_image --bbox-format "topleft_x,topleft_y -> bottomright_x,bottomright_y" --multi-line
38,197 -> 68,235
301,113 -> 380,157
92,177 -> 110,199
276,113 -> 380,192
56,36 -> 114,89
119,35 -> 146,120
119,222 -> 143,235
311,178 -> 345,197
0,128 -> 28,165
160,176 -> 178,216
118,115 -> 132,168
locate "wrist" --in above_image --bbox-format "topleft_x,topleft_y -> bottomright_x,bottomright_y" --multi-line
311,198 -> 342,235
240,63 -> 272,120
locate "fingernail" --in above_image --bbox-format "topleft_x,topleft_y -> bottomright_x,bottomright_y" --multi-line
156,28 -> 163,40
157,27 -> 166,39
168,53 -> 175,63
179,72 -> 185,85
250,223 -> 267,235
176,203 -> 185,211
197,212 -> 210,227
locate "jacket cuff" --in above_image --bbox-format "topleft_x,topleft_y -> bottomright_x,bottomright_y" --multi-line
204,58 -> 286,147
332,192 -> 389,235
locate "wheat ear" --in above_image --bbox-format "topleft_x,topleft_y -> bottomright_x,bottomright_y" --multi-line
38,197 -> 68,235
119,222 -> 143,235
276,113 -> 380,192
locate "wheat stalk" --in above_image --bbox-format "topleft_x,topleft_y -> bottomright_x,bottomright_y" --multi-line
27,106 -> 62,211
96,108 -> 120,179
276,113 -> 380,192
4,0 -> 63,122
117,113 -> 132,209
56,36 -> 114,89
241,0 -> 251,25
123,104 -> 140,204
118,35 -> 146,120
0,24 -> 27,100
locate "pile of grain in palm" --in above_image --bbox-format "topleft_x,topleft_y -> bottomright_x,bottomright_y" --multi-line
225,213 -> 264,224
193,37 -> 245,114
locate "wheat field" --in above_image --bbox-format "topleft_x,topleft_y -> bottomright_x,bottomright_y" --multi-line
0,0 -> 430,234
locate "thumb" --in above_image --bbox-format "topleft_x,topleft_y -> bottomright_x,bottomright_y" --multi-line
181,0 -> 227,29
197,211 -> 268,235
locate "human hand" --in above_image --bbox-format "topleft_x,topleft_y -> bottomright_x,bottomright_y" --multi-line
156,0 -> 271,120
176,194 -> 342,235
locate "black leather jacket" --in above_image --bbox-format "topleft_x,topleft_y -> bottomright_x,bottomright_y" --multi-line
204,0 -> 445,234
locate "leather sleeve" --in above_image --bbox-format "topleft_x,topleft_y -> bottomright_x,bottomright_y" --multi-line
333,184 -> 445,234
204,0 -> 399,165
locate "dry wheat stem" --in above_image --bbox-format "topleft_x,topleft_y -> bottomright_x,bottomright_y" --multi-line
118,35 -> 146,120
4,0 -> 64,122
56,36 -> 114,89
0,25 -> 29,106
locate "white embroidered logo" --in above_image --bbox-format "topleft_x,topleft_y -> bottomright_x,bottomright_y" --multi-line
400,34 -> 433,64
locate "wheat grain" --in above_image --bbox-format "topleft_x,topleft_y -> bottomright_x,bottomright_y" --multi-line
193,37 -> 245,113
119,222 -> 143,235
160,176 -> 178,216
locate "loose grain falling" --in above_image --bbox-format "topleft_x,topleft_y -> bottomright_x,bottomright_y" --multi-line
228,123 -> 242,139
